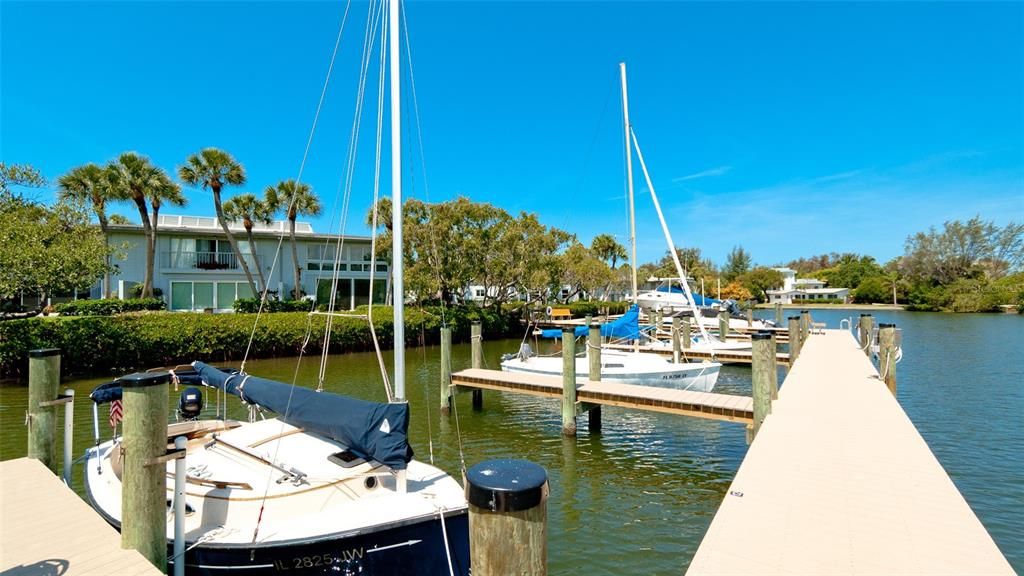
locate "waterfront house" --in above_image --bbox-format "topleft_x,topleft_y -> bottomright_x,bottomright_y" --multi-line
92,214 -> 388,311
766,267 -> 850,304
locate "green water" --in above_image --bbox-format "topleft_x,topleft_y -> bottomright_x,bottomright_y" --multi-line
1,310 -> 1021,573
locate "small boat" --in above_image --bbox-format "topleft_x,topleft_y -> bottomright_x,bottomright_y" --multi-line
504,305 -> 721,392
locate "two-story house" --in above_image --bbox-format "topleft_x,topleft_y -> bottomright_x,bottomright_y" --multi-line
97,214 -> 388,311
766,267 -> 850,304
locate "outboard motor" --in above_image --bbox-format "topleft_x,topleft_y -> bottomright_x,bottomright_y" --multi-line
177,387 -> 204,421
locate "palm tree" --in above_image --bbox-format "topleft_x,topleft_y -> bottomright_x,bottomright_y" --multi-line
265,180 -> 321,300
365,197 -> 393,304
148,173 -> 187,293
223,193 -> 272,291
177,148 -> 257,295
57,163 -> 120,298
105,153 -> 168,298
591,233 -> 628,300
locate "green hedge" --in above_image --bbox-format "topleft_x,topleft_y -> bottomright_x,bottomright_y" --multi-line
54,298 -> 166,316
0,304 -> 520,378
233,298 -> 314,314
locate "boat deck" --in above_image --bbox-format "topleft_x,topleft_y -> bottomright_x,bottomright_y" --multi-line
602,342 -> 791,366
687,329 -> 1014,574
451,368 -> 753,424
0,457 -> 163,576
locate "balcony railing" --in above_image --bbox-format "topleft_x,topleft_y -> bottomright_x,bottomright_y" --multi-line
162,251 -> 257,271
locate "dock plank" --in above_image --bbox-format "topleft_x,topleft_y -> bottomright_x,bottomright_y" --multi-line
687,329 -> 1014,575
0,457 -> 164,576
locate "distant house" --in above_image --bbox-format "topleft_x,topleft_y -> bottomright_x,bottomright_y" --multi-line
766,267 -> 849,304
92,214 -> 388,312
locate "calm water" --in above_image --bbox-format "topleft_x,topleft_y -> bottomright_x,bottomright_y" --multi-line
1,309 -> 1021,573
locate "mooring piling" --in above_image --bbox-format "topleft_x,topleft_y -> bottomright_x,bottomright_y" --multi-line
774,302 -> 783,326
750,333 -> 774,442
471,322 -> 483,410
466,459 -> 548,575
120,371 -> 170,569
672,316 -> 682,363
588,323 -> 602,433
746,308 -> 753,327
27,348 -> 61,473
788,316 -> 802,361
440,326 -> 453,416
800,310 -> 811,341
879,323 -> 898,396
682,319 -> 691,349
859,313 -> 874,356
719,310 -> 730,341
561,327 -> 577,437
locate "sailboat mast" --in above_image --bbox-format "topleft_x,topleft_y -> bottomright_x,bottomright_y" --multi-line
389,0 -> 405,403
619,62 -> 638,305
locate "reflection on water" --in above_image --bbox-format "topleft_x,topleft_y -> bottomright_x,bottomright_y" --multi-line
0,309 -> 1021,573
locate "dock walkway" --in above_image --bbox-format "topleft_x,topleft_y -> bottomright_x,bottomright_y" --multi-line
451,368 -> 753,424
688,329 -> 1013,574
0,457 -> 163,576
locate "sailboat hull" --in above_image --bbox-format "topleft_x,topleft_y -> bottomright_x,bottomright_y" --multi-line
500,351 -> 720,392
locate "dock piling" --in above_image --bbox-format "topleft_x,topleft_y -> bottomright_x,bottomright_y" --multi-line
858,314 -> 874,356
120,371 -> 169,569
746,308 -> 753,327
588,323 -> 602,433
671,316 -> 681,363
719,310 -> 730,341
561,327 -> 577,437
774,302 -> 783,326
682,320 -> 691,349
788,316 -> 802,361
471,322 -> 483,410
879,323 -> 898,396
467,459 -> 548,575
172,435 -> 186,576
27,348 -> 61,473
750,333 -> 774,441
440,326 -> 452,416
800,310 -> 810,341
62,388 -> 74,486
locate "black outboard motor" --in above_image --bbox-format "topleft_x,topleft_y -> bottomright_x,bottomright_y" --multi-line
178,387 -> 204,421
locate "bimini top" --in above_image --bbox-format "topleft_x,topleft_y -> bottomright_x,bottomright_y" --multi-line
191,362 -> 413,471
541,305 -> 641,340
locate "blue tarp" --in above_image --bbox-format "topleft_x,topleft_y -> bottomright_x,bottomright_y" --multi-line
194,362 -> 413,471
541,305 -> 641,340
655,285 -> 720,306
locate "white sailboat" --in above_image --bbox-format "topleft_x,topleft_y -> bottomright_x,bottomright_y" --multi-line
83,2 -> 470,573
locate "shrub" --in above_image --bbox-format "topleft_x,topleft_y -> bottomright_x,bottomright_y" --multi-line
234,298 -> 314,314
0,304 -> 522,377
55,298 -> 166,316
129,284 -> 163,298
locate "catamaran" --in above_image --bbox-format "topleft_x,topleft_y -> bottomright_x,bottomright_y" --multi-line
83,1 -> 470,573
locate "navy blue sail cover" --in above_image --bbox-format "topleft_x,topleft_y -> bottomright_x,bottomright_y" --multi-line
541,304 -> 641,340
192,361 -> 413,470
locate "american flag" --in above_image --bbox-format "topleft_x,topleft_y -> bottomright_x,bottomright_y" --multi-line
109,399 -> 123,428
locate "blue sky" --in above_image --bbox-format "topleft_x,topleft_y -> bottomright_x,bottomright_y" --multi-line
3,1 -> 1022,268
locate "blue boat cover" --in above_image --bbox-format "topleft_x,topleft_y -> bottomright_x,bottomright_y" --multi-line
191,362 -> 413,470
655,285 -> 720,306
540,305 -> 641,340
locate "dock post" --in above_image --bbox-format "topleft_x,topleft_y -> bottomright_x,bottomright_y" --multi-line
788,316 -> 802,361
671,316 -> 681,363
682,320 -> 691,349
800,310 -> 810,340
561,327 -> 577,437
471,322 -> 483,410
719,310 -> 730,341
440,326 -> 452,416
588,323 -> 602,433
746,307 -> 753,327
120,371 -> 169,569
858,314 -> 874,357
62,388 -> 74,486
467,459 -> 548,575
750,333 -> 773,441
656,308 -> 663,330
172,436 -> 186,576
27,348 -> 61,473
879,323 -> 898,396
774,302 -> 783,326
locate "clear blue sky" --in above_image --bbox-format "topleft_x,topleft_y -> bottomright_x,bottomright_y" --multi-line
3,1 -> 1022,268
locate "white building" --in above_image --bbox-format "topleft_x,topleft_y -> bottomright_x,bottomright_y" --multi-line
94,214 -> 388,312
766,267 -> 850,304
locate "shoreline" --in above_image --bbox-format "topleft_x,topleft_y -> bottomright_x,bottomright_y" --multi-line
754,303 -> 906,311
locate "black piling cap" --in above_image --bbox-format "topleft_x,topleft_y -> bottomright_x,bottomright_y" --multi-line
466,459 -> 548,513
878,323 -> 896,328
860,313 -> 872,317
751,332 -> 772,341
117,371 -> 171,389
788,316 -> 801,321
29,348 -> 60,358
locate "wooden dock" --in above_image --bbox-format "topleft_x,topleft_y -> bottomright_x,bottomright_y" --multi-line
603,342 -> 791,366
451,368 -> 754,424
0,457 -> 164,576
688,330 -> 1014,574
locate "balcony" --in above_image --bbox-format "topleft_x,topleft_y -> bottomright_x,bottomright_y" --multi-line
162,251 -> 258,271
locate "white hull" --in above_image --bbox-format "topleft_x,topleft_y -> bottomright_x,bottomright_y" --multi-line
500,349 -> 720,392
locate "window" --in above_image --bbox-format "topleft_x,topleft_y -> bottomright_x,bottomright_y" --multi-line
217,283 -> 236,310
194,282 -> 214,309
169,281 -> 256,311
171,282 -> 192,311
